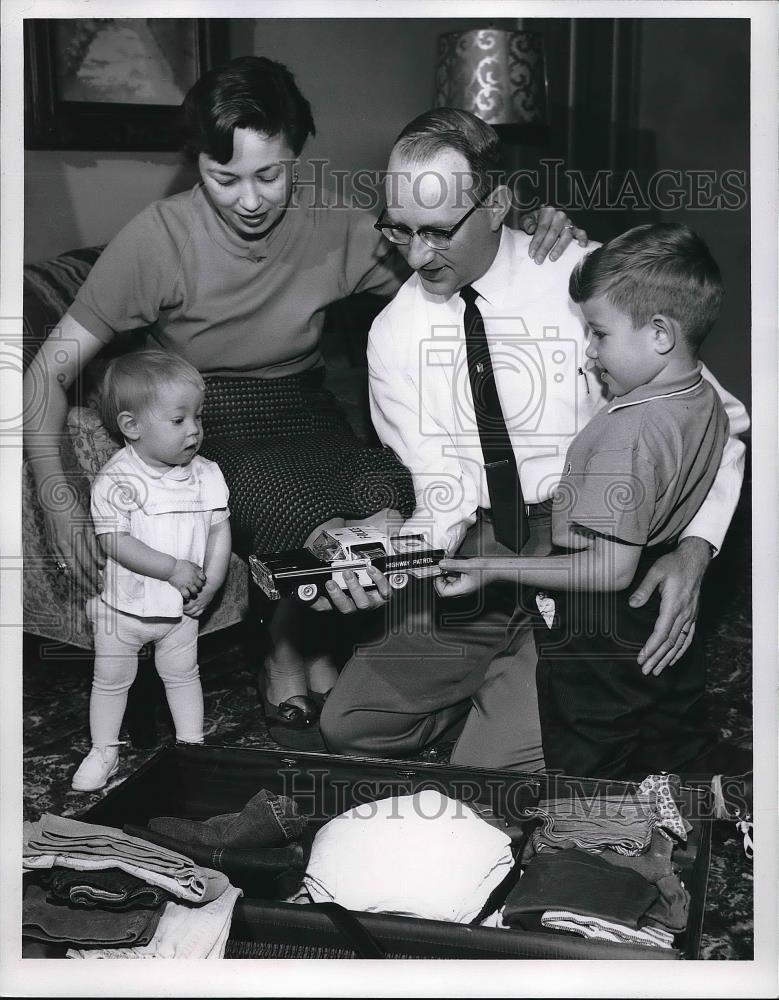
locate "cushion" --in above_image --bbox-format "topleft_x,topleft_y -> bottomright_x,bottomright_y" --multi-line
23,247 -> 105,365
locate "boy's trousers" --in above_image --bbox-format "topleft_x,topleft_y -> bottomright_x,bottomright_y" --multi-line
534,545 -> 717,780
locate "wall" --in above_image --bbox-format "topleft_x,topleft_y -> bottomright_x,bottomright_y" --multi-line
636,19 -> 751,408
24,151 -> 199,262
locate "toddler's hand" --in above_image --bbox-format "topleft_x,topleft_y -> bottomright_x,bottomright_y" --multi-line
183,585 -> 216,618
168,559 -> 206,599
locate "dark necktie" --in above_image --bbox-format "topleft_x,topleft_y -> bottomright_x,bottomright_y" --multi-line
460,284 -> 529,552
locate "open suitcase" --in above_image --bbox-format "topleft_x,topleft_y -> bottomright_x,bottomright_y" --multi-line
80,744 -> 712,961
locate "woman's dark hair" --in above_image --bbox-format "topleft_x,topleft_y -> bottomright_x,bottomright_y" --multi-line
180,56 -> 315,162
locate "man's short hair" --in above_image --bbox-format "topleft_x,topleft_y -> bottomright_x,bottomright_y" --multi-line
392,108 -> 503,202
101,351 -> 205,436
569,223 -> 724,349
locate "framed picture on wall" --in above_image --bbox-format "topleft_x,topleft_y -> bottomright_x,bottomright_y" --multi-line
24,18 -> 229,151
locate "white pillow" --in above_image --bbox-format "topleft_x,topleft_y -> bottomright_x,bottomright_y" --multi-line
303,789 -> 513,923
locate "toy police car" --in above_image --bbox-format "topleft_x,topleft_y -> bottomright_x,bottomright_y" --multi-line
249,526 -> 445,604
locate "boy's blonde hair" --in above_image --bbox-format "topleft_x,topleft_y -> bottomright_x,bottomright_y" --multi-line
100,350 -> 205,436
569,223 -> 723,350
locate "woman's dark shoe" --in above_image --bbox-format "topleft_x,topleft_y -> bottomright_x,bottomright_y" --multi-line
265,694 -> 320,729
259,688 -> 327,752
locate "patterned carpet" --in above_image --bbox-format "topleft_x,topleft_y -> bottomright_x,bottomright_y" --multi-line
22,465 -> 753,960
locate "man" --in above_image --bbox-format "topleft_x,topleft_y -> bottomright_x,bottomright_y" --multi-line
319,108 -> 748,771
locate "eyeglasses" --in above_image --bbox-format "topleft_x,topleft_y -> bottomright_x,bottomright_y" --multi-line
373,193 -> 488,251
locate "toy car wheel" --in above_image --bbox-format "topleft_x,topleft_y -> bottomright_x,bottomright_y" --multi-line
296,582 -> 321,604
388,572 -> 409,590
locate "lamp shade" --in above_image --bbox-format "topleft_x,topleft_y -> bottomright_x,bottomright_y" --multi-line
434,28 -> 547,126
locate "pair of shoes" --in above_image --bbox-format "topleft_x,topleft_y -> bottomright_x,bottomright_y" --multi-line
71,745 -> 120,792
712,771 -> 753,859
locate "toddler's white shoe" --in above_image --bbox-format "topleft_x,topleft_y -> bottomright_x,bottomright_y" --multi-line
71,745 -> 119,791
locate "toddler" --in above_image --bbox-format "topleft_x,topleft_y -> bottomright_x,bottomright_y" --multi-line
72,351 -> 231,791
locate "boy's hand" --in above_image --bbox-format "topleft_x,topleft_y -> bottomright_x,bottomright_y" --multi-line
435,559 -> 494,599
629,537 -> 711,676
183,584 -> 216,618
168,559 -> 206,599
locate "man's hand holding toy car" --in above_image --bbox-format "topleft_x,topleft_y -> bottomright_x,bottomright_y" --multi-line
250,526 -> 445,613
320,563 -> 393,613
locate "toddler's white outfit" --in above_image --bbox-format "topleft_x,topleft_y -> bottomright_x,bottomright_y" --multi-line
75,445 -> 229,790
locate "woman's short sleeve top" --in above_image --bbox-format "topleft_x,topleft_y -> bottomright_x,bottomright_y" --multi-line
69,183 -> 406,378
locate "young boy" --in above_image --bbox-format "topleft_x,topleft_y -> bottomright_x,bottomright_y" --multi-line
438,223 -> 739,781
72,351 -> 232,791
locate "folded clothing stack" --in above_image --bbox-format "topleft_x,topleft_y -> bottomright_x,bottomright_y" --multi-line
302,789 -> 514,924
503,848 -> 681,949
23,814 -> 228,903
598,827 -> 690,934
517,774 -> 692,858
504,774 -> 692,950
23,880 -> 166,950
67,884 -> 244,960
24,865 -> 174,948
518,792 -> 658,857
23,813 -> 241,958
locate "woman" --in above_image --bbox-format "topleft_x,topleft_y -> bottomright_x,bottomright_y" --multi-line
23,56 -> 586,741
